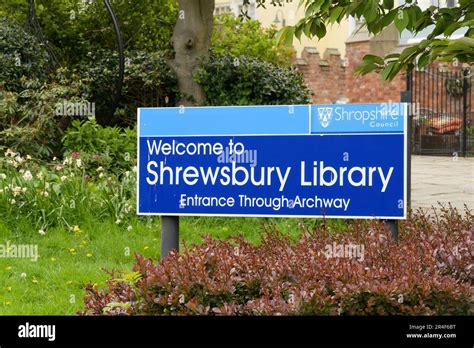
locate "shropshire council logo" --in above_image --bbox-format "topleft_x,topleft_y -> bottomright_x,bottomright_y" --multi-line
317,107 -> 333,128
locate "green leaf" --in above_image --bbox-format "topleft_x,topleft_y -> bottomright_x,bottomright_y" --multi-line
383,0 -> 394,10
295,24 -> 303,41
394,9 -> 409,33
329,7 -> 345,24
399,45 -> 419,61
276,26 -> 295,47
355,62 -> 378,75
315,22 -> 326,39
364,0 -> 378,22
363,54 -> 385,65
381,62 -> 395,80
379,9 -> 398,29
417,52 -> 430,69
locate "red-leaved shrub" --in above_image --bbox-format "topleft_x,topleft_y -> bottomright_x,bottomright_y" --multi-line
82,206 -> 473,315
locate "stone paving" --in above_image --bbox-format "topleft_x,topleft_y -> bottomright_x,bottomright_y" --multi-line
411,155 -> 474,212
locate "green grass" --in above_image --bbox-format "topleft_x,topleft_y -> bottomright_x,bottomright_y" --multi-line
0,216 -> 347,315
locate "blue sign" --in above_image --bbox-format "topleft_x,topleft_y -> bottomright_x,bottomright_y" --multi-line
137,104 -> 407,219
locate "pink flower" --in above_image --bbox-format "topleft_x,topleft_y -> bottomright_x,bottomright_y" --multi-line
71,151 -> 81,159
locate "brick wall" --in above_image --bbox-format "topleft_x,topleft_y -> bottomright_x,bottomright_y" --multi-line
295,47 -> 346,104
295,42 -> 472,116
345,40 -> 405,103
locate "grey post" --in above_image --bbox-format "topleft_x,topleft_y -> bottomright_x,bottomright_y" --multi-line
386,70 -> 413,241
462,68 -> 469,157
405,69 -> 413,211
161,216 -> 179,258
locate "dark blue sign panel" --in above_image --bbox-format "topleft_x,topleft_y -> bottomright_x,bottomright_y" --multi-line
137,104 -> 407,219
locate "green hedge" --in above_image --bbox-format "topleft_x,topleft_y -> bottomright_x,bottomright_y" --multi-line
196,53 -> 311,106
0,18 -> 51,92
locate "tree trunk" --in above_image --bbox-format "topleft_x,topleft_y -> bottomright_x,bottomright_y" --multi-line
171,0 -> 215,105
161,0 -> 215,258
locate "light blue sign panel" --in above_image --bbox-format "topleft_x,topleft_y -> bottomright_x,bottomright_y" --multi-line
311,103 -> 406,133
137,104 -> 407,219
139,105 -> 310,136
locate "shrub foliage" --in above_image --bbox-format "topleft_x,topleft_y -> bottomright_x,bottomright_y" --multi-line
196,53 -> 311,106
62,118 -> 136,173
82,207 -> 473,315
0,69 -> 90,159
0,18 -> 51,92
211,14 -> 294,67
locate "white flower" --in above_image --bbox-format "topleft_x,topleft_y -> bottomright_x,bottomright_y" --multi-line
9,198 -> 15,204
0,173 -> 6,180
22,171 -> 33,181
99,173 -> 104,178
76,159 -> 82,168
12,186 -> 22,196
36,172 -> 43,180
96,166 -> 104,172
20,272 -> 27,279
5,148 -> 16,157
115,219 -> 121,225
41,191 -> 49,197
26,155 -> 32,160
38,229 -> 46,236
53,157 -> 57,161
132,166 -> 137,173
127,225 -> 133,232
60,176 -> 68,182
14,156 -> 24,164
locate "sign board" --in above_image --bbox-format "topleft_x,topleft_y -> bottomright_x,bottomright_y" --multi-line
137,103 -> 407,219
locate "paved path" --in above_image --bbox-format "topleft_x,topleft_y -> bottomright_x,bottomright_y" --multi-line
411,155 -> 474,212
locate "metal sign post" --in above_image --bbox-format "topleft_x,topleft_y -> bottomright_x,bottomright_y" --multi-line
160,216 -> 179,256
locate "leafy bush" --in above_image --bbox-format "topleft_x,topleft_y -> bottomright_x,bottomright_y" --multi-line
0,69 -> 91,159
0,18 -> 51,92
76,49 -> 178,125
62,118 -> 136,173
79,50 -> 309,124
196,53 -> 311,106
211,14 -> 294,67
1,0 -> 178,66
82,207 -> 473,315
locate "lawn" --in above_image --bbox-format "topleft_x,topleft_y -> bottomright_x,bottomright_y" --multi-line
0,215 -> 322,315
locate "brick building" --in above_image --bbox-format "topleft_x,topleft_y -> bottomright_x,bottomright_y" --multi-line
296,25 -> 472,107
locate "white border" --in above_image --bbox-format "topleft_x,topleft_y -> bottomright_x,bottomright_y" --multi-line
141,133 -> 404,137
403,102 -> 408,219
137,212 -> 406,220
136,108 -> 141,216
